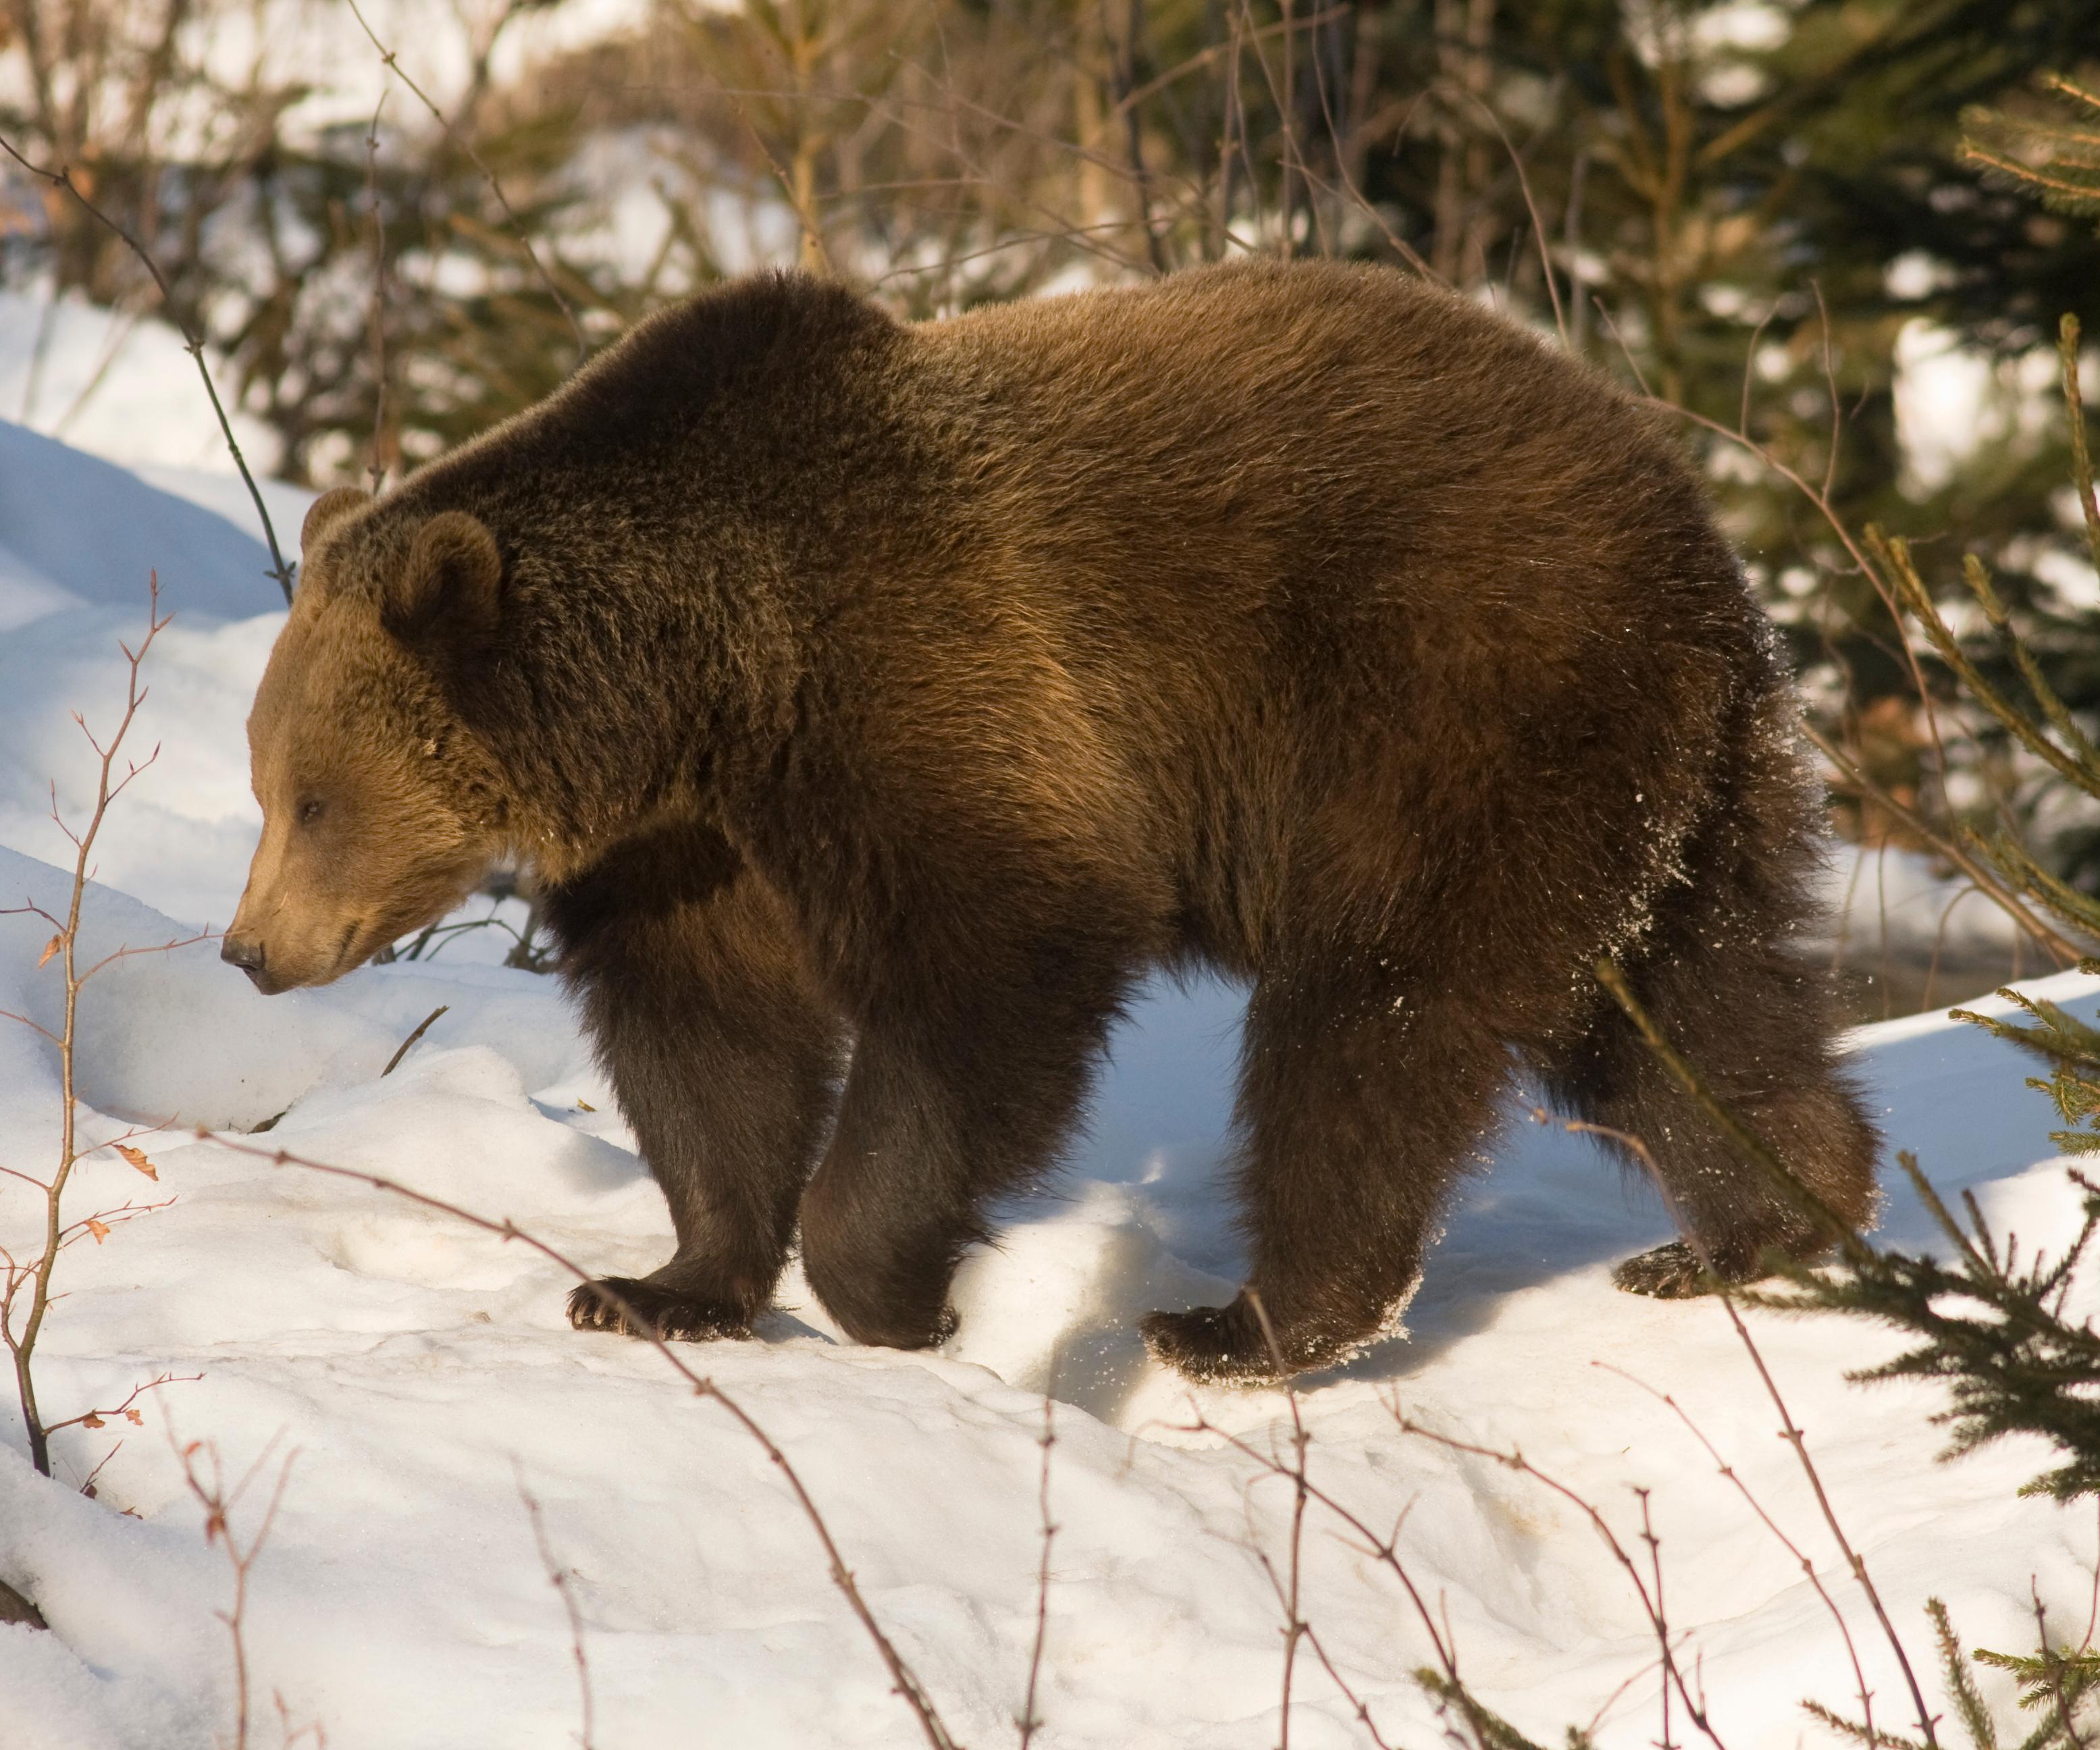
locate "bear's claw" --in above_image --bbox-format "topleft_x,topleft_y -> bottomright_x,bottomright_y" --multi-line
1140,1296 -> 1359,1384
1610,1241 -> 1722,1299
567,1276 -> 753,1342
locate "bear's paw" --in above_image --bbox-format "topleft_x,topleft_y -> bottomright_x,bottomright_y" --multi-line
566,1276 -> 755,1343
1610,1241 -> 1722,1299
1140,1296 -> 1364,1385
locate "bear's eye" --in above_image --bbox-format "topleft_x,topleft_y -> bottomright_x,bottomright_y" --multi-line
298,798 -> 325,826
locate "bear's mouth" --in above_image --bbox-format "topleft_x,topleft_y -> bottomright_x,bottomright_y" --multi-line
330,917 -> 365,976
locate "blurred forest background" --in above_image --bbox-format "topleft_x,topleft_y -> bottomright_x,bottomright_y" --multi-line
3,0 -> 2100,1015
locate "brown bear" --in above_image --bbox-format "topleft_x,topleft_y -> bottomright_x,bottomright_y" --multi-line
223,259 -> 1879,1381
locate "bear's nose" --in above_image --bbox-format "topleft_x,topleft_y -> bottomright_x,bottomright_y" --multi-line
220,934 -> 266,978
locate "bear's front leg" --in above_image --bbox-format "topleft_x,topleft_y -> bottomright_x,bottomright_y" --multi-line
797,935 -> 1132,1352
544,832 -> 844,1342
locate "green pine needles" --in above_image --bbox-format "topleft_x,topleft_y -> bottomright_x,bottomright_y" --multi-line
1765,1148 -> 2100,1504
1956,986 -> 2100,1160
1964,77 -> 2100,232
1811,1598 -> 2100,1750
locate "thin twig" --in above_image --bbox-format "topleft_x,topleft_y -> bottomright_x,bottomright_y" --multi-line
1596,1359 -> 1879,1750
1593,959 -> 1859,1254
363,90 -> 392,495
1212,1292 -> 1407,1749
169,1427 -> 299,1750
1102,0 -> 1167,271
0,138 -> 294,603
76,1439 -> 124,1500
1802,720 -> 2081,965
1642,396 -> 1949,796
1297,1616 -> 1397,1750
2035,1587 -> 2088,1750
1590,289 -> 1963,820
1874,527 -> 2100,807
1635,1487 -> 1674,1750
1815,280 -> 1842,504
2084,1497 -> 2099,1655
1245,1291 -> 1313,1750
40,1369 -> 199,1442
2,577 -> 196,1478
2062,317 -> 2100,586
1438,81 -> 1567,346
380,1005 -> 450,1078
1016,1396 -> 1056,1748
1391,1407 -> 1728,1750
1173,1404 -> 1465,1707
344,0 -> 589,361
517,1464 -> 596,1750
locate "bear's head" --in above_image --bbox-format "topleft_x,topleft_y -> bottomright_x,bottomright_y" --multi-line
221,487 -> 510,993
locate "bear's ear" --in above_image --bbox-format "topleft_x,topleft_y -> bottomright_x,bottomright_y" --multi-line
384,511 -> 504,654
300,487 -> 369,555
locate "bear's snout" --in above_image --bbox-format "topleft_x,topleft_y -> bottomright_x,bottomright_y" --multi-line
219,932 -> 280,993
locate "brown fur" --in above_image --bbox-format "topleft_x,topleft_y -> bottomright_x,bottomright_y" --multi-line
226,259 -> 1880,1381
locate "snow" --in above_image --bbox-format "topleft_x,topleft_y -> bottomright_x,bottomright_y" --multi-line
0,290 -> 286,482
1,423 -> 2095,1749
0,416 -> 305,930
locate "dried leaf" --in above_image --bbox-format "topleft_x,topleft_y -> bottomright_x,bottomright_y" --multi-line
114,1144 -> 157,1181
576,1098 -> 596,1112
85,1217 -> 110,1244
36,934 -> 60,968
123,1408 -> 142,1427
80,1412 -> 103,1430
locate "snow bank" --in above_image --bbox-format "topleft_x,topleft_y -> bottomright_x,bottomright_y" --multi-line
0,417 -> 285,625
0,418 -> 2092,1750
0,416 -> 306,931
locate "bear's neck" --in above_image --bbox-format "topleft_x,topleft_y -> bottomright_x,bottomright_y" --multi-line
502,540 -> 801,886
384,273 -> 922,886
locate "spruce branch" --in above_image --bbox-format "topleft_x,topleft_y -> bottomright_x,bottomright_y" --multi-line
1764,1155 -> 2100,1503
1961,79 -> 2100,228
1873,527 -> 2100,807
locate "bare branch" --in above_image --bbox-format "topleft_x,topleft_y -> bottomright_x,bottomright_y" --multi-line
1595,1360 -> 1880,1749
5,578 -> 201,1479
169,1427 -> 298,1750
344,0 -> 589,361
517,1464 -> 596,1750
41,1370 -> 199,1440
381,1005 -> 451,1077
1577,973 -> 1940,1748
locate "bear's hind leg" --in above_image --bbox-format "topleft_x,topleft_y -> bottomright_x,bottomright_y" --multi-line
1552,940 -> 1880,1300
1143,945 -> 1510,1382
1553,654 -> 1883,1294
544,835 -> 844,1342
